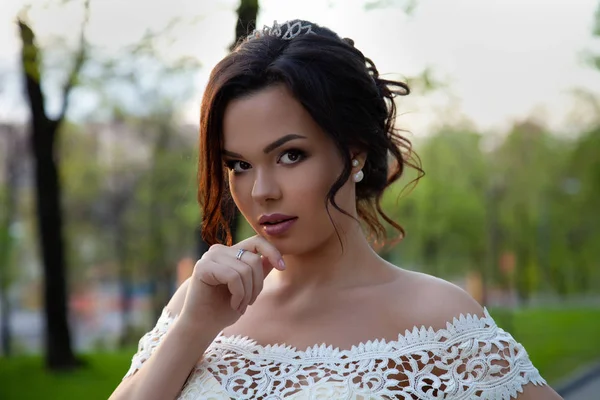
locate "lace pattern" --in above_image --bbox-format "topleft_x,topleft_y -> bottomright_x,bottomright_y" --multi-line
123,309 -> 178,379
124,308 -> 547,399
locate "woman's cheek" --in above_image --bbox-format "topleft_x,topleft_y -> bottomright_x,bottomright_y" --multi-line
229,175 -> 252,211
290,157 -> 336,191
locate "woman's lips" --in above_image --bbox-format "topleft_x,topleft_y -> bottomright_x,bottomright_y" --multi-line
261,217 -> 298,236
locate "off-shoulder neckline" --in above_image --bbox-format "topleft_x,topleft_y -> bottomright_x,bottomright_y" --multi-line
192,307 -> 500,359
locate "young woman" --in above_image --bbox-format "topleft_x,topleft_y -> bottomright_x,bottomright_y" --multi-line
110,20 -> 561,400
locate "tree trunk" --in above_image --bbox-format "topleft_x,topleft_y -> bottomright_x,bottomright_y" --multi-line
32,118 -> 79,369
18,20 -> 79,370
230,0 -> 259,50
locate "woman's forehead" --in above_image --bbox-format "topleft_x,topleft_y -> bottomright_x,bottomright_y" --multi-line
222,85 -> 325,147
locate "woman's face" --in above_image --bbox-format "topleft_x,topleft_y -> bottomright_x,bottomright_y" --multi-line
222,84 -> 360,255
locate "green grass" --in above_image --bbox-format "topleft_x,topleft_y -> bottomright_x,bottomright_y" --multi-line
0,308 -> 599,398
490,307 -> 600,384
0,352 -> 133,400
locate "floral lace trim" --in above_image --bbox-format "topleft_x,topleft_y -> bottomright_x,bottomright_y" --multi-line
210,308 -> 503,359
195,308 -> 546,399
124,308 -> 547,399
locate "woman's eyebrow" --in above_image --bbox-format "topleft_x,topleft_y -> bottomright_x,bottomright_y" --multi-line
263,133 -> 307,154
222,149 -> 243,158
222,134 -> 307,158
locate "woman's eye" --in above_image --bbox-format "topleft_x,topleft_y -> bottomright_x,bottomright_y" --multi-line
279,149 -> 306,165
226,160 -> 251,173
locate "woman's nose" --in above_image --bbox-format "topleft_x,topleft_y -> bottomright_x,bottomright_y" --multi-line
251,169 -> 282,203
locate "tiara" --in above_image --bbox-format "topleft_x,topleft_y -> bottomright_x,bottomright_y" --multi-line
246,20 -> 315,41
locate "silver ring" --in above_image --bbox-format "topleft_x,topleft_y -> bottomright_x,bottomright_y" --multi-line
236,248 -> 247,261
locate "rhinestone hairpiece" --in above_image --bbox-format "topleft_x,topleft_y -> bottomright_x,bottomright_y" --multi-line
247,20 -> 315,41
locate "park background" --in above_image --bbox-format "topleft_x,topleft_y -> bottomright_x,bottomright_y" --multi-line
1,0 -> 600,398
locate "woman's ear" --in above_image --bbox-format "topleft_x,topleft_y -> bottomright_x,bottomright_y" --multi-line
349,150 -> 367,171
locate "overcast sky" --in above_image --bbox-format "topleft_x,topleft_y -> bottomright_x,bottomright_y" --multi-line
1,0 -> 599,134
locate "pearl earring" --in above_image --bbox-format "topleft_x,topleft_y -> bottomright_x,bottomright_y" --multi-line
353,170 -> 364,183
351,159 -> 363,182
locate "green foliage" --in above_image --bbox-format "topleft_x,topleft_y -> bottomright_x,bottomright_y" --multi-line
386,128 -> 488,275
57,115 -> 199,288
381,118 -> 600,300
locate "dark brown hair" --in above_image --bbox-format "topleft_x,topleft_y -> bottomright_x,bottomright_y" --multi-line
198,20 -> 422,246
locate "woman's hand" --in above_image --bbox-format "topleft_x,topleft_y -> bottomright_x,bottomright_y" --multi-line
179,235 -> 285,330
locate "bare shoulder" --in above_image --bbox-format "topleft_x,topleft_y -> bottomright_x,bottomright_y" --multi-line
386,268 -> 485,332
381,269 -> 563,399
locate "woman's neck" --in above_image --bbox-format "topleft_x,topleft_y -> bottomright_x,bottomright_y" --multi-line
266,223 -> 389,295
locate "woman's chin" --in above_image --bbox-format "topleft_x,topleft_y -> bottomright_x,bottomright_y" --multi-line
260,233 -> 310,256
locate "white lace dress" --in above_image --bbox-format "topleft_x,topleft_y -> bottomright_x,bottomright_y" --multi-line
123,308 -> 546,399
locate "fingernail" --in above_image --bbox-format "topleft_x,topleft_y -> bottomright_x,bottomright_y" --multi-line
278,259 -> 286,270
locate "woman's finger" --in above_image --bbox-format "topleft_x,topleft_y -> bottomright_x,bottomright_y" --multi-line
229,259 -> 254,312
235,250 -> 264,306
196,260 -> 246,310
225,266 -> 246,311
233,235 -> 285,272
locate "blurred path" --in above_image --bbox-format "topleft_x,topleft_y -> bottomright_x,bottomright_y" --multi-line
562,379 -> 600,400
558,362 -> 600,400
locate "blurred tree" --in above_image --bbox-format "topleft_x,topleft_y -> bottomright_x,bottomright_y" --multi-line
59,121 -> 137,344
590,1 -> 600,70
0,125 -> 27,356
145,116 -> 195,321
562,127 -> 600,293
59,122 -> 105,279
84,24 -> 201,322
492,120 -> 567,302
106,157 -> 143,346
58,113 -> 198,343
566,1 -> 600,291
231,0 -> 258,51
16,1 -> 90,370
395,129 -> 487,277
